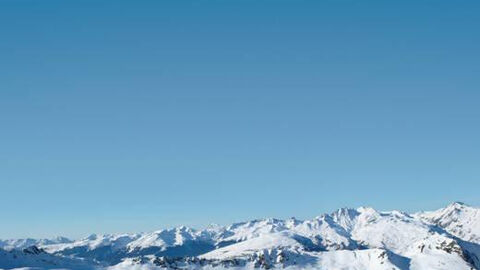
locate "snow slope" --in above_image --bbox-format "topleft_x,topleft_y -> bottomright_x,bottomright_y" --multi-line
0,246 -> 96,270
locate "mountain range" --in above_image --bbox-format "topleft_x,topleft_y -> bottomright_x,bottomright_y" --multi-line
0,202 -> 478,270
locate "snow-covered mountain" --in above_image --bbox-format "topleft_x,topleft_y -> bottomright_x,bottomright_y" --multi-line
1,202 -> 479,270
0,246 -> 94,270
417,202 -> 480,243
0,237 -> 72,251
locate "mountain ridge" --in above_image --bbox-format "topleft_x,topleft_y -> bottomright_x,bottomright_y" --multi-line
1,202 -> 479,270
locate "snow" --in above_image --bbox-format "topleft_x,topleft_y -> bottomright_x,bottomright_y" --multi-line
408,245 -> 472,270
126,227 -> 199,251
314,249 -> 402,270
201,232 -> 302,260
350,208 -> 435,254
43,233 -> 140,253
0,237 -> 72,251
417,202 -> 480,243
0,248 -> 96,270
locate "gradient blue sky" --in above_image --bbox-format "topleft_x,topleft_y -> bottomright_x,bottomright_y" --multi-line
1,0 -> 479,239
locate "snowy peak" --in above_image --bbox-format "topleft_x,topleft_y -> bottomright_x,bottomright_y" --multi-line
222,218 -> 288,243
417,202 -> 480,243
330,207 -> 359,231
126,226 -> 200,251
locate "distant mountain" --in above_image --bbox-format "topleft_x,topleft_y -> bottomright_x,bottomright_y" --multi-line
0,236 -> 72,251
0,246 -> 94,270
1,202 -> 479,270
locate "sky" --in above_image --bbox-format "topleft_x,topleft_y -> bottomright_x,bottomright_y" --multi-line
0,0 -> 479,239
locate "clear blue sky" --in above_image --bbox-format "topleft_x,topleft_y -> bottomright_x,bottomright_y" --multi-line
1,0 -> 479,239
